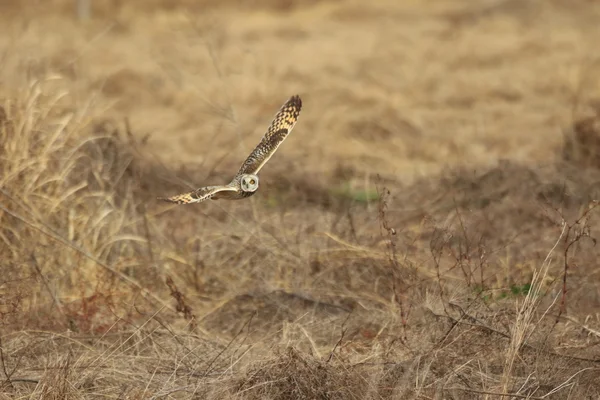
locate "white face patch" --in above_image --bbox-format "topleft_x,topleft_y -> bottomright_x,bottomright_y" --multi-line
241,174 -> 259,192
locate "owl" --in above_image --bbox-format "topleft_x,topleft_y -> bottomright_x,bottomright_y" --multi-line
158,95 -> 302,204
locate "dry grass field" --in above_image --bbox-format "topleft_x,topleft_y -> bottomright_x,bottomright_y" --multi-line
1,0 -> 600,398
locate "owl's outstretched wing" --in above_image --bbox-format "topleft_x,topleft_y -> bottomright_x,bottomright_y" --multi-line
235,95 -> 302,177
157,185 -> 238,205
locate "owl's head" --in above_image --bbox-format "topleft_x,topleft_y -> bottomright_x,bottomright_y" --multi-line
240,174 -> 259,193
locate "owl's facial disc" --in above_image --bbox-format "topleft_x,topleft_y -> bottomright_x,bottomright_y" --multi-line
241,174 -> 259,192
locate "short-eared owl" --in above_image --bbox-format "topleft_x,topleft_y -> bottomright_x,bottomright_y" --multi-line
158,95 -> 302,205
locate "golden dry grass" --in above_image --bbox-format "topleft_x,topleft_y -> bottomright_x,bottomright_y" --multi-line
1,0 -> 600,398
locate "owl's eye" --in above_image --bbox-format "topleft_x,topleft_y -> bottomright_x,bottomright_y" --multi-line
250,179 -> 256,185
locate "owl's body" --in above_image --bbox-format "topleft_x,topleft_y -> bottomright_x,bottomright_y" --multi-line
211,188 -> 254,201
211,174 -> 257,200
158,95 -> 302,205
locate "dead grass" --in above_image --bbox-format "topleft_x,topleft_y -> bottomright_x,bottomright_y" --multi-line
1,0 -> 600,398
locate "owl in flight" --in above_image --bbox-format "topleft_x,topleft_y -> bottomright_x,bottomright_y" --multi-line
158,95 -> 302,205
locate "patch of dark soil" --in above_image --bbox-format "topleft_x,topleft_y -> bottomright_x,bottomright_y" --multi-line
397,160 -> 600,238
202,290 -> 352,338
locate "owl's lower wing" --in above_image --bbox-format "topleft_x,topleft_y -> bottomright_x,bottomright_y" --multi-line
157,185 -> 238,205
235,95 -> 302,176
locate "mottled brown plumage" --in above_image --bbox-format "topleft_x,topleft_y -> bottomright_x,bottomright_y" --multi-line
235,95 -> 302,176
158,95 -> 302,205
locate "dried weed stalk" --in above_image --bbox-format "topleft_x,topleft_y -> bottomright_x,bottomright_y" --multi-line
165,275 -> 197,332
501,199 -> 598,395
428,204 -> 489,313
500,221 -> 566,395
377,184 -> 410,333
557,200 -> 598,320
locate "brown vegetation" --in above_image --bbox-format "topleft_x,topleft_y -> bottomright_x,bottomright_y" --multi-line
1,0 -> 600,398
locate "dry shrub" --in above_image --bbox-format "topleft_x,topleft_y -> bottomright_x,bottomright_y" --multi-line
231,347 -> 374,400
0,78 -> 165,333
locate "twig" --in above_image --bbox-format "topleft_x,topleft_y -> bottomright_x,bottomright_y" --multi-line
429,225 -> 452,314
376,181 -> 410,331
327,311 -> 352,362
3,378 -> 39,384
557,200 -> 598,321
540,367 -> 599,398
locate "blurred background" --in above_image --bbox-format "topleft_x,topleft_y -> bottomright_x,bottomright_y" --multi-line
4,0 -> 600,180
